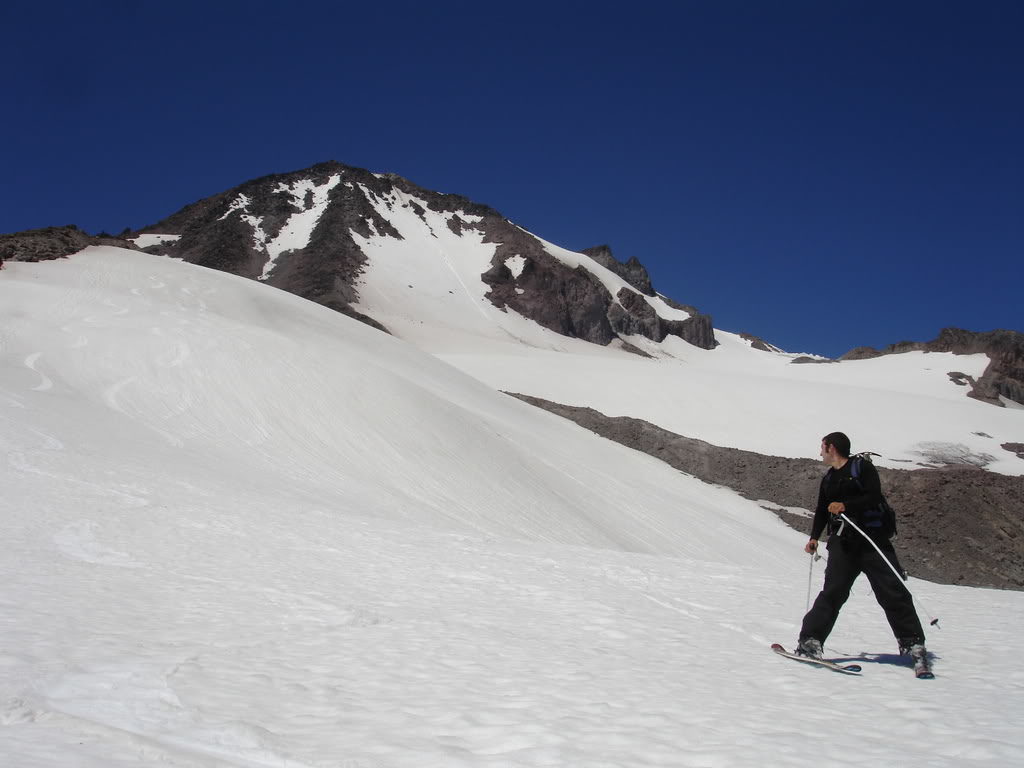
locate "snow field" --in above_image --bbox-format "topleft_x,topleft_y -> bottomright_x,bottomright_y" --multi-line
1,249 -> 1022,767
438,333 -> 1024,476
3,492 -> 1022,767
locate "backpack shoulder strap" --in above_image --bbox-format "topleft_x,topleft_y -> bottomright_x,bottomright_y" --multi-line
849,456 -> 862,479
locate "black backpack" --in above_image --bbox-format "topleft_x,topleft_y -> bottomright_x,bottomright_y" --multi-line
848,452 -> 898,539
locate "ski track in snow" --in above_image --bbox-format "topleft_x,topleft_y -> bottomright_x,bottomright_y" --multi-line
0,248 -> 1022,767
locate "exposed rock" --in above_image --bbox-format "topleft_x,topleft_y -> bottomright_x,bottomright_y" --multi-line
1003,443 -> 1024,460
609,288 -> 661,339
477,219 -> 719,350
947,371 -> 972,387
792,356 -> 837,365
841,346 -> 883,361
581,245 -> 655,296
739,333 -> 779,353
664,312 -> 718,350
607,288 -> 716,349
0,225 -> 135,267
841,328 -> 1024,408
127,160 -> 725,352
481,219 -> 616,344
511,393 -> 1024,590
657,298 -> 718,349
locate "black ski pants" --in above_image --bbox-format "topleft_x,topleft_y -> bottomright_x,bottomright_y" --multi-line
800,536 -> 925,646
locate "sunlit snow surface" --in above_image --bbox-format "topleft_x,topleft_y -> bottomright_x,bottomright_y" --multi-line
1,248 -> 1023,767
346,197 -> 1023,475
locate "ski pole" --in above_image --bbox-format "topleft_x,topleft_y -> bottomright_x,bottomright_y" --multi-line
839,513 -> 940,628
806,549 -> 821,611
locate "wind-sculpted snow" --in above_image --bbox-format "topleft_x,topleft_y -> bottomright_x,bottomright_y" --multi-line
1,248 -> 1023,767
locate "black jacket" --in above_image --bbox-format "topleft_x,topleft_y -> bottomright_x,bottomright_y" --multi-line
810,458 -> 884,542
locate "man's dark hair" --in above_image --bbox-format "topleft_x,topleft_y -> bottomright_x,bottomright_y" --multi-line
822,432 -> 851,458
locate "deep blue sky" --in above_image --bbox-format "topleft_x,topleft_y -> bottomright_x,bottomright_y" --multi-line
3,1 -> 1020,357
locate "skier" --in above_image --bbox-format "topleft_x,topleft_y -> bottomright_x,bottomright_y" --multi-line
796,432 -> 930,674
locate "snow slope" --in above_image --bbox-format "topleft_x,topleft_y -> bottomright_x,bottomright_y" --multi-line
2,248 -> 1023,767
340,194 -> 1024,475
438,331 -> 1024,475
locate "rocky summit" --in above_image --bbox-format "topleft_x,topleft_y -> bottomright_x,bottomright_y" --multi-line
132,161 -> 717,351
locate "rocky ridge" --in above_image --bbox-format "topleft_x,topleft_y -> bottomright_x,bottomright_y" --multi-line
0,225 -> 135,267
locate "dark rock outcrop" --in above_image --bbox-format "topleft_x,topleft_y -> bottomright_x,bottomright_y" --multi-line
0,225 -> 134,267
480,224 -> 718,350
740,333 -> 779,353
609,288 -> 661,339
664,312 -> 718,350
480,218 -> 617,344
512,394 -> 1024,590
581,245 -> 655,296
792,356 -> 837,365
842,328 -> 1024,407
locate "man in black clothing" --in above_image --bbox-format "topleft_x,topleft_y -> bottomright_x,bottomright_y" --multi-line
796,432 -> 929,668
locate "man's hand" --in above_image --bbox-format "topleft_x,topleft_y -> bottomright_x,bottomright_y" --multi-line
828,501 -> 846,516
805,539 -> 818,554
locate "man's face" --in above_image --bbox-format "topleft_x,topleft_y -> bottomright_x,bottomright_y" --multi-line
820,441 -> 831,464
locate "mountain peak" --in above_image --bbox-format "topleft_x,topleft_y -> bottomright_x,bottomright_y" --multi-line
133,162 -> 718,352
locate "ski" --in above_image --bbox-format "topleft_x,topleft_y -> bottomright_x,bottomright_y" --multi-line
771,643 -> 863,674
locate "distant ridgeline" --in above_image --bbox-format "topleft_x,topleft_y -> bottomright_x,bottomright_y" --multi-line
0,225 -> 130,265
